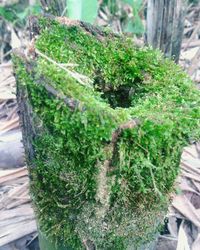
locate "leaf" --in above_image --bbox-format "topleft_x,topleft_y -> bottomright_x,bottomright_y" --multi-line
122,0 -> 144,35
31,4 -> 42,15
0,7 -> 16,22
16,9 -> 28,20
0,4 -> 41,24
124,17 -> 144,35
67,0 -> 98,24
133,0 -> 143,10
123,0 -> 133,5
123,0 -> 142,11
176,221 -> 191,250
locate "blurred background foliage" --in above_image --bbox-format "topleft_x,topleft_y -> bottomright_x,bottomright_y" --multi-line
0,0 -> 41,28
0,0 -> 199,35
0,0 -> 145,36
0,0 -> 199,36
98,0 -> 144,34
189,0 -> 199,3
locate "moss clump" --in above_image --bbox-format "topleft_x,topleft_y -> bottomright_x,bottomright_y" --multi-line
13,16 -> 200,249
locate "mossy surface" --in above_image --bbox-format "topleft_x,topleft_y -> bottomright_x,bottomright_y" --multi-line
13,17 -> 200,249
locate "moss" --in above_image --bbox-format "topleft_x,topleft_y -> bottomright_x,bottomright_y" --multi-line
13,16 -> 200,249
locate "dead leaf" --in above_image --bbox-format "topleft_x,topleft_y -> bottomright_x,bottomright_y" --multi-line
172,194 -> 200,228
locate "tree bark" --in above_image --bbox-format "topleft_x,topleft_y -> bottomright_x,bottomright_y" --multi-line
146,0 -> 186,62
0,19 -> 11,62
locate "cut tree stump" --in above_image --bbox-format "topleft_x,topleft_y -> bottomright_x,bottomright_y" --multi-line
146,0 -> 186,62
13,15 -> 200,250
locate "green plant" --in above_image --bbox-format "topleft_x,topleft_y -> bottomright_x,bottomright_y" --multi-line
13,16 -> 200,249
0,2 -> 41,27
1,0 -> 144,36
99,0 -> 144,35
188,0 -> 199,4
67,0 -> 98,23
65,0 -> 144,35
124,0 -> 144,34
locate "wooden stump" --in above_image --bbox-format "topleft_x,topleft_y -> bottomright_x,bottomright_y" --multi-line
146,0 -> 186,62
13,15 -> 200,250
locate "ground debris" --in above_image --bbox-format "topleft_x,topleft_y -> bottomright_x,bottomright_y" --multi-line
0,166 -> 37,249
0,62 -> 37,249
157,142 -> 200,250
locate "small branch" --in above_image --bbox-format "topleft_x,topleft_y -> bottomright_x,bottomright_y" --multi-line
95,119 -> 140,216
59,63 -> 79,67
35,48 -> 93,88
109,118 -> 140,169
148,162 -> 162,197
107,118 -> 140,169
61,5 -> 68,17
14,48 -> 85,112
111,119 -> 140,145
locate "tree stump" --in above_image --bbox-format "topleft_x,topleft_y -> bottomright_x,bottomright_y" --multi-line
146,0 -> 186,62
13,15 -> 200,249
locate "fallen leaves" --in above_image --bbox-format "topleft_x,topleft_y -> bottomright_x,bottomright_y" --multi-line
0,167 -> 36,247
161,142 -> 200,250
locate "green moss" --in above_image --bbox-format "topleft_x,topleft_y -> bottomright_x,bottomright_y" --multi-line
13,16 -> 200,249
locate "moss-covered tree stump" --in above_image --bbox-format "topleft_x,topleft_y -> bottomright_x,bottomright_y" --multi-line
13,16 -> 200,250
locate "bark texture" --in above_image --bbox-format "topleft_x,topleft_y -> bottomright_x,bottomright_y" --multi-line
146,0 -> 186,62
14,51 -> 36,166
